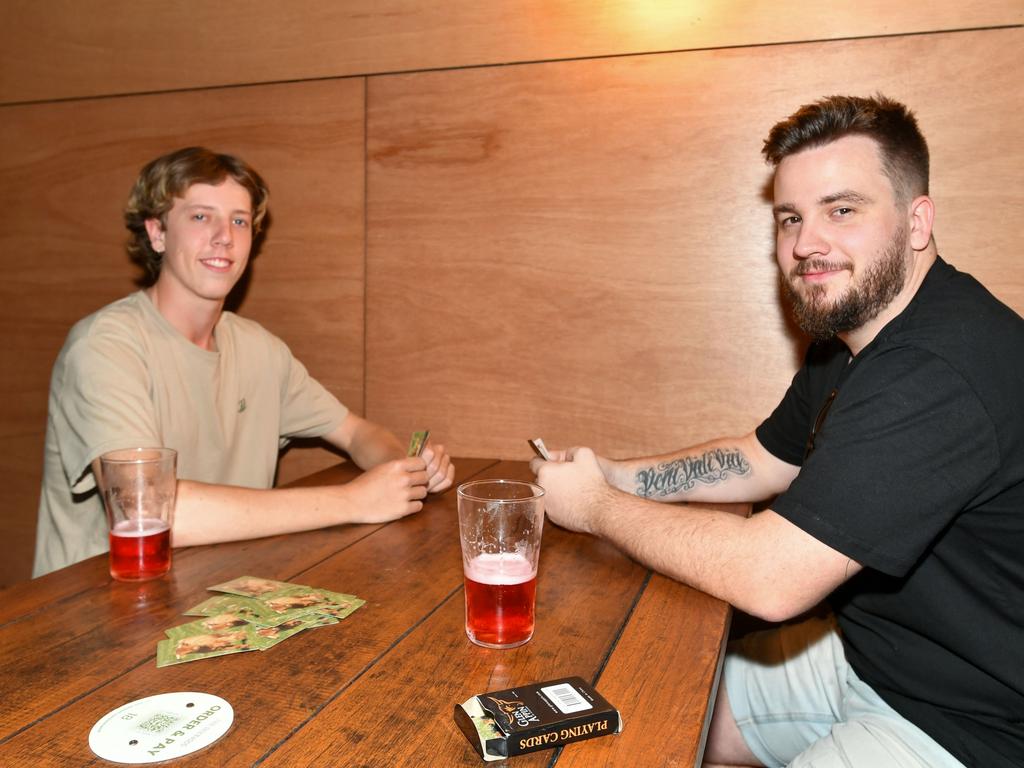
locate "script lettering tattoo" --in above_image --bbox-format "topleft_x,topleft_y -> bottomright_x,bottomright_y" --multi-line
635,449 -> 751,498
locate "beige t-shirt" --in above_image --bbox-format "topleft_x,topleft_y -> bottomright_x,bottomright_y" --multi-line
33,291 -> 348,577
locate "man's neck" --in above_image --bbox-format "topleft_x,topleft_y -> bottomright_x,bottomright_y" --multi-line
145,284 -> 224,351
839,245 -> 938,356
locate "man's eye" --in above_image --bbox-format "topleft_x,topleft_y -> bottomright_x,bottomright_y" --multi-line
779,215 -> 800,227
834,207 -> 854,217
233,218 -> 250,228
192,213 -> 206,222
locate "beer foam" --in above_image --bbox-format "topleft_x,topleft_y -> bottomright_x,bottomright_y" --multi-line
466,553 -> 535,586
111,519 -> 170,538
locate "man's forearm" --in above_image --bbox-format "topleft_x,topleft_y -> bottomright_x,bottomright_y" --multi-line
171,480 -> 362,547
172,454 -> 428,546
589,489 -> 854,622
327,415 -> 405,470
604,433 -> 794,503
631,447 -> 752,498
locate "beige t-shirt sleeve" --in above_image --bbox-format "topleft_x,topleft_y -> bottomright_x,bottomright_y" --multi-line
51,331 -> 161,494
274,337 -> 349,440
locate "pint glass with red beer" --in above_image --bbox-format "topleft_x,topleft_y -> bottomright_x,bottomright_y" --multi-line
99,447 -> 177,581
457,479 -> 545,649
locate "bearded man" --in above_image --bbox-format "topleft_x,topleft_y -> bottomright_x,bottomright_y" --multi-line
531,95 -> 1024,767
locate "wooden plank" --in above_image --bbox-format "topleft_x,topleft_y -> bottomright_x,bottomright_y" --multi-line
560,574 -> 730,768
2,0 -> 1021,104
0,523 -> 380,743
0,433 -> 44,589
0,78 -> 366,587
0,457 -> 495,747
365,27 -> 1024,462
0,460 -> 497,765
556,501 -> 748,768
255,460 -> 650,767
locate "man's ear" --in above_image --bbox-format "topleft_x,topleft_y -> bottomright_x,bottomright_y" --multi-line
144,218 -> 166,253
907,195 -> 935,251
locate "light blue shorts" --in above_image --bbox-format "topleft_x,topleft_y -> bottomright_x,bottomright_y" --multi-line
723,614 -> 966,768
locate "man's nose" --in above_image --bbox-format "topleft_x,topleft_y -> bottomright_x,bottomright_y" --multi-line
792,220 -> 829,260
211,220 -> 233,247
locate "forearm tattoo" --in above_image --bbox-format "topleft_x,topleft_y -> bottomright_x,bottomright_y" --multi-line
635,449 -> 751,498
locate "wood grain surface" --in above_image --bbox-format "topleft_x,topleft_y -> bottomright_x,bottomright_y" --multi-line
2,0 -> 1020,104
0,458 -> 493,760
555,574 -> 731,768
365,27 -> 1024,461
0,459 -> 747,767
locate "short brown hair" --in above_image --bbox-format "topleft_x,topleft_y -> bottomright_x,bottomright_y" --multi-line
124,147 -> 269,283
762,94 -> 929,205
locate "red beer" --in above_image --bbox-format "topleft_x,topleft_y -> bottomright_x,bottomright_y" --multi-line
464,553 -> 537,648
109,519 -> 171,581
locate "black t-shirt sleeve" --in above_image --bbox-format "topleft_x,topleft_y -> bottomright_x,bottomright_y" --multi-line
756,365 -> 812,466
756,339 -> 849,466
771,345 -> 999,576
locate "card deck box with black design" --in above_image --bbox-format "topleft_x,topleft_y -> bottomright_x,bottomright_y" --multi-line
454,676 -> 622,761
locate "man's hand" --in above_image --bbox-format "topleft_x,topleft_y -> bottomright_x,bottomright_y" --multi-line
532,446 -> 631,491
338,457 -> 429,523
323,415 -> 455,494
531,446 -> 616,535
420,444 -> 455,493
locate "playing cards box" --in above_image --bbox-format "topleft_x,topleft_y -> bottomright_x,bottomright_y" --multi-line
454,676 -> 622,761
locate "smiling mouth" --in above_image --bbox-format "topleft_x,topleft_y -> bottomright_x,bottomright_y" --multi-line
792,260 -> 851,281
200,258 -> 233,270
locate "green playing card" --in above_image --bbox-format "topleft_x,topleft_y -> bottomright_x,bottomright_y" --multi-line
407,430 -> 430,457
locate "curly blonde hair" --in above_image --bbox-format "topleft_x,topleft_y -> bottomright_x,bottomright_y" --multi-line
124,147 -> 269,284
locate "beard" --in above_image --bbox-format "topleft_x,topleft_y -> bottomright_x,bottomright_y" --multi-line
781,223 -> 909,341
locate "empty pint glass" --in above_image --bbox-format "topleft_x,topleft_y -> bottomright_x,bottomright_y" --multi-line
458,479 -> 545,649
99,447 -> 177,581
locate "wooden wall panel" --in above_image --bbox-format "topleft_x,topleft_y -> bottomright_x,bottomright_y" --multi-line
0,79 -> 364,585
365,27 -> 1024,461
2,0 -> 1020,104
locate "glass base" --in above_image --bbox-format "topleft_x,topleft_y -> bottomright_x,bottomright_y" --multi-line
466,629 -> 533,649
109,564 -> 171,582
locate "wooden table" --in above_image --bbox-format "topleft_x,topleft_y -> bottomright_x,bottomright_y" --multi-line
0,459 -> 747,767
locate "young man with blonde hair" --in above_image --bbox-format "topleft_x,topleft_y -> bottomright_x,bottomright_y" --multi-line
35,147 -> 454,576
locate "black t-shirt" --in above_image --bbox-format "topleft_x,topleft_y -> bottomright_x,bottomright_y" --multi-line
756,258 -> 1024,767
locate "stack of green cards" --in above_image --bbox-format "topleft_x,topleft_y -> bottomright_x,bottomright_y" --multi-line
157,576 -> 365,667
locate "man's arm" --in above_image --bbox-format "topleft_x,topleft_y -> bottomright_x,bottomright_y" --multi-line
91,449 -> 431,548
533,447 -> 860,622
581,430 -> 800,504
92,414 -> 455,548
322,412 -> 455,493
324,411 -> 405,468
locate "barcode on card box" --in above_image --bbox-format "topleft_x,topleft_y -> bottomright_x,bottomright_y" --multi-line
541,683 -> 592,714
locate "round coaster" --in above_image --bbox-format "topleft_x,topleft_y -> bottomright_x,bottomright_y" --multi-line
88,691 -> 233,764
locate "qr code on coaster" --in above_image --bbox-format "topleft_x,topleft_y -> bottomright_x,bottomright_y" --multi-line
136,712 -> 180,733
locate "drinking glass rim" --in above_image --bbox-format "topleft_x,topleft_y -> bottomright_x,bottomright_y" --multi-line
100,447 -> 177,465
457,478 -> 544,502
